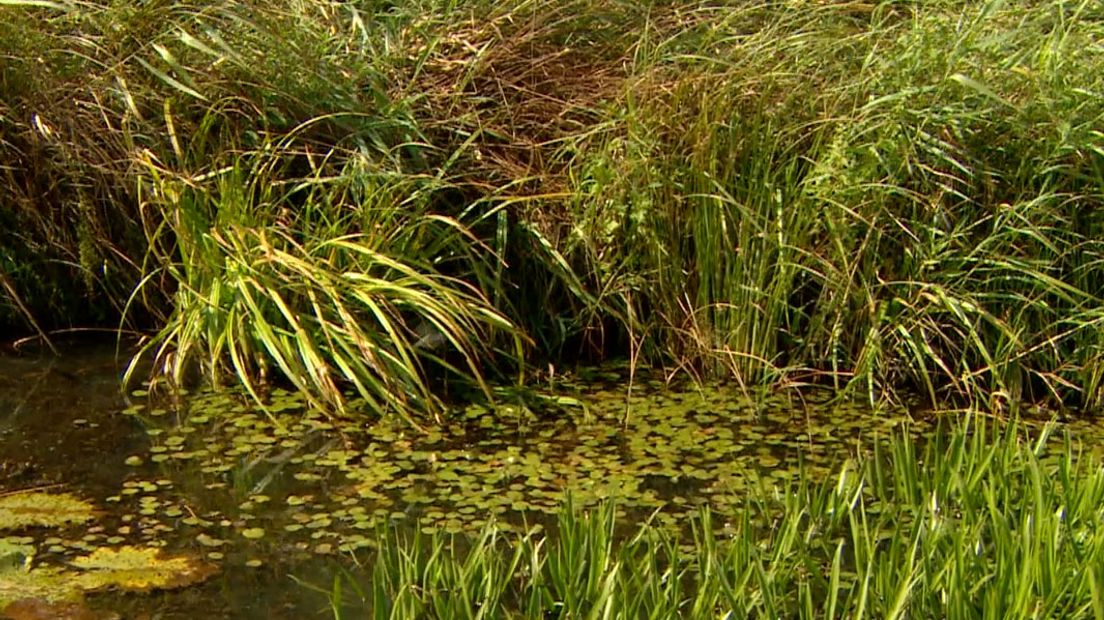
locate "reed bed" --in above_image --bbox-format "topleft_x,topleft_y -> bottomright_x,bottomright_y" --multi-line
2,0 -> 1102,419
316,417 -> 1104,619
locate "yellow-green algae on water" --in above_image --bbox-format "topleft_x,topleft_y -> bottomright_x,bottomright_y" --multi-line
0,492 -> 97,531
0,489 -> 214,615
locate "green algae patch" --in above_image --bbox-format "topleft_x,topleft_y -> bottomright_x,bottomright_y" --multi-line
70,546 -> 216,592
0,493 -> 98,532
0,545 -> 215,613
0,484 -> 215,616
0,565 -> 75,607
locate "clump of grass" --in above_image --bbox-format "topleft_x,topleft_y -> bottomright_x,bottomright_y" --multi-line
318,417 -> 1104,618
4,0 -> 1104,417
3,0 -> 532,419
794,0 -> 1104,411
124,134 -> 524,423
553,0 -> 1104,409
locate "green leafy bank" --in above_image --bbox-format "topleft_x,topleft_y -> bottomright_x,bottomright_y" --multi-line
2,0 -> 1103,419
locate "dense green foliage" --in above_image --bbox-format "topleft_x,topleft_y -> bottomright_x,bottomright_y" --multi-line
318,418 -> 1104,618
2,0 -> 1103,419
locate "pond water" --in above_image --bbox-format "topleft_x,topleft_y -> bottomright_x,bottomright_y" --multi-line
0,343 -> 1091,618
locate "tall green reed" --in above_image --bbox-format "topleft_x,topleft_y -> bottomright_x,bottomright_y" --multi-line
556,0 -> 1104,409
798,0 -> 1104,409
4,0 -> 1104,418
322,416 -> 1104,618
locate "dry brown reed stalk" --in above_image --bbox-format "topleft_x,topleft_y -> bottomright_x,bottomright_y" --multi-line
402,0 -> 637,193
0,268 -> 57,355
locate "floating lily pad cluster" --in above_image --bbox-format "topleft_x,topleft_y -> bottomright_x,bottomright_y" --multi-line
113,379 -> 929,556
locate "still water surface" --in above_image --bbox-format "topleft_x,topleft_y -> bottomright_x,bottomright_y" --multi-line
0,342 -> 1085,618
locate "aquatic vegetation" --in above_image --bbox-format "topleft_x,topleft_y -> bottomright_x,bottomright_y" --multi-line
0,540 -> 34,572
0,545 -> 213,612
69,546 -> 215,592
114,382 -> 926,549
0,493 -> 97,532
7,349 -> 1104,617
0,488 -> 214,615
0,565 -> 73,608
2,530 -> 211,615
317,417 -> 1104,619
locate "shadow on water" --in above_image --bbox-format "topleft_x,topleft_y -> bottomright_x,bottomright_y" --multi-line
0,340 -> 340,620
1,341 -> 146,496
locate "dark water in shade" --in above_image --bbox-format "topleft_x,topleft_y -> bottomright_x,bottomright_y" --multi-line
0,341 -> 340,620
1,343 -> 146,497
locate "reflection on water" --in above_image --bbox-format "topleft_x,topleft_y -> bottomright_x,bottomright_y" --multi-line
0,342 -> 142,495
0,342 -> 337,619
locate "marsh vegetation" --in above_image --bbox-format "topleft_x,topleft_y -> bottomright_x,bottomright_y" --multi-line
4,0 -> 1104,416
2,0 -> 1104,617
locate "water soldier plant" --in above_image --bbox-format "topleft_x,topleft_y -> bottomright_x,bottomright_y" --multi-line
315,417 -> 1104,619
